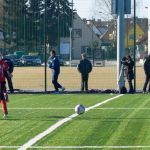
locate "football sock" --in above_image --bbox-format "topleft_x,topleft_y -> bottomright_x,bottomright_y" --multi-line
1,100 -> 8,114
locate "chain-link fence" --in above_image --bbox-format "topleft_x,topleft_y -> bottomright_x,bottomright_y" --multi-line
0,0 -> 149,92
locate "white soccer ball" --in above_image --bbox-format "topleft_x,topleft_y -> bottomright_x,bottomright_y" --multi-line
75,104 -> 85,115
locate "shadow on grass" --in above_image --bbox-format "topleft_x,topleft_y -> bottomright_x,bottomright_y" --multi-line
0,115 -> 66,121
74,116 -> 150,122
48,115 -> 66,119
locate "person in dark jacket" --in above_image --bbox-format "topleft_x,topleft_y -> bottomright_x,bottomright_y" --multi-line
48,50 -> 65,94
143,54 -> 150,93
121,55 -> 134,94
2,57 -> 14,94
77,53 -> 92,92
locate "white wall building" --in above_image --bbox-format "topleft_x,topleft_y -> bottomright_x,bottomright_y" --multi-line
60,14 -> 101,59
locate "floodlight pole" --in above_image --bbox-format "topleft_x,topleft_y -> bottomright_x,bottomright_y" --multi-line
117,0 -> 125,90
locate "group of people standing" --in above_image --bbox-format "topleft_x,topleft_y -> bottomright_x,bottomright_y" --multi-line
48,50 -> 92,93
125,54 -> 150,94
47,50 -> 150,94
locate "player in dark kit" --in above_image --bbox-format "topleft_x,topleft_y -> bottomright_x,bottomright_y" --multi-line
0,55 -> 9,118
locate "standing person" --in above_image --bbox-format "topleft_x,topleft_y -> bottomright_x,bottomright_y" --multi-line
121,55 -> 135,94
0,54 -> 9,118
143,54 -> 150,93
48,50 -> 65,94
77,53 -> 92,92
2,57 -> 14,93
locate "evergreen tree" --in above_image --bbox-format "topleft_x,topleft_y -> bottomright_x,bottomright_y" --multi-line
3,0 -> 73,53
45,0 -> 73,46
27,0 -> 44,52
3,0 -> 28,51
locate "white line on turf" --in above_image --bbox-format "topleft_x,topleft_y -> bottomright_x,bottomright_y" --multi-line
3,145 -> 150,149
7,107 -> 150,110
8,108 -> 74,110
0,146 -> 20,149
18,95 -> 123,150
95,108 -> 150,110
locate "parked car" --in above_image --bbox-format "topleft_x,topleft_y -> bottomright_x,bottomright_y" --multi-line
19,55 -> 42,66
4,54 -> 20,66
14,51 -> 25,59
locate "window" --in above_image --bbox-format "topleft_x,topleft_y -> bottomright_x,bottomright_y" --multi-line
73,29 -> 82,38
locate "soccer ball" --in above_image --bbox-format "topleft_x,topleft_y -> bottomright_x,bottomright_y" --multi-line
75,104 -> 85,115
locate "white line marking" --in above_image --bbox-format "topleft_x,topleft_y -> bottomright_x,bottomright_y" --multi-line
0,146 -> 20,149
18,95 -> 123,150
7,107 -> 150,110
8,108 -> 74,110
2,145 -> 150,149
96,108 -> 150,110
85,95 -> 123,112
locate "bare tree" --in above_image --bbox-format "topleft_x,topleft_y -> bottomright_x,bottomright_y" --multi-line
94,0 -> 142,20
93,0 -> 112,21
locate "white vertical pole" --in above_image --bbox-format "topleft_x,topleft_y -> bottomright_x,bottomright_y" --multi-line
69,27 -> 72,66
117,0 -> 125,90
148,6 -> 150,55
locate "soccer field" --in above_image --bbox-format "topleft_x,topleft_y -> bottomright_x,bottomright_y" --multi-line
1,94 -> 150,149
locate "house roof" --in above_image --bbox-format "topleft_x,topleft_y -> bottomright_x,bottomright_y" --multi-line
99,24 -> 115,42
95,18 -> 148,44
124,18 -> 148,33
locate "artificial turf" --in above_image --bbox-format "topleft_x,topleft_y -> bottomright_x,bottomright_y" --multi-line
1,94 -> 150,150
0,94 -> 113,147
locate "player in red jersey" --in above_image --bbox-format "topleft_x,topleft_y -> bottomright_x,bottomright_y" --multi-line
0,54 -> 9,118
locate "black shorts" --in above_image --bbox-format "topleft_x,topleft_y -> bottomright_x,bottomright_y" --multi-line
0,82 -> 6,100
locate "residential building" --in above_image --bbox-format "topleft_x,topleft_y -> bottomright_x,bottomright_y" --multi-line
60,14 -> 101,59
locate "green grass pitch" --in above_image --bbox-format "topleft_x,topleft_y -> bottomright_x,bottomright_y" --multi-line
1,94 -> 150,149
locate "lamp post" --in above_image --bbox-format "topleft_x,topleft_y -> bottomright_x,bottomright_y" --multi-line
145,6 -> 150,54
68,0 -> 74,67
133,0 -> 136,92
58,15 -> 60,55
58,12 -> 68,55
91,16 -> 94,66
69,27 -> 72,66
46,41 -> 50,53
